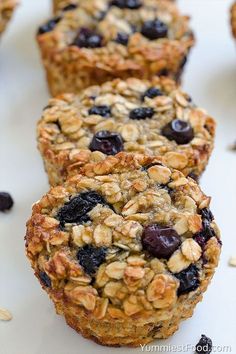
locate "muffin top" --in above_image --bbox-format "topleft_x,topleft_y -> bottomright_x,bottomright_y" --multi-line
38,0 -> 193,51
38,76 -> 215,183
26,153 -> 221,321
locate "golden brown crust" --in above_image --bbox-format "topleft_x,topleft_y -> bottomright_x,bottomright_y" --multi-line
25,153 -> 221,346
37,76 -> 215,186
231,2 -> 236,38
37,0 -> 194,95
0,0 -> 18,35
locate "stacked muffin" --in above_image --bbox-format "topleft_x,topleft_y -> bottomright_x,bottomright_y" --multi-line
25,0 -> 221,347
0,0 -> 18,36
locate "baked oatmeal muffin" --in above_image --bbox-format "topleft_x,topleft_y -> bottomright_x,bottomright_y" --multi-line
0,0 -> 18,36
38,77 -> 215,186
231,2 -> 236,38
25,153 -> 222,347
37,0 -> 194,96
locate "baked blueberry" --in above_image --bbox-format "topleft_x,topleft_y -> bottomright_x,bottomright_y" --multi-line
195,335 -> 213,354
188,172 -> 199,183
89,130 -> 124,155
175,264 -> 200,295
143,87 -> 163,100
77,245 -> 107,276
0,192 -> 14,212
88,105 -> 111,117
110,0 -> 142,9
162,119 -> 194,144
194,219 -> 215,249
115,32 -> 129,45
142,224 -> 181,259
200,208 -> 214,222
38,17 -> 61,35
72,28 -> 103,48
129,107 -> 154,120
57,192 -> 109,227
62,4 -> 78,11
39,272 -> 51,288
141,19 -> 168,40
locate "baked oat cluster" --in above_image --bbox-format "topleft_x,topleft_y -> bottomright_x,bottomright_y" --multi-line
0,0 -> 18,35
25,153 -> 221,347
38,76 -> 215,186
231,2 -> 236,38
37,0 -> 194,95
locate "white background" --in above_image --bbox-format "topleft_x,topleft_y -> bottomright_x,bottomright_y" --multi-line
0,1 -> 236,353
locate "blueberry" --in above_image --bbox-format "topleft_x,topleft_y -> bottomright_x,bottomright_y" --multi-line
195,335 -> 213,354
38,16 -> 61,35
57,192 -> 109,227
194,209 -> 215,248
39,272 -> 51,288
175,265 -> 200,295
77,245 -> 107,276
129,107 -> 154,120
115,32 -> 129,45
200,208 -> 214,222
0,192 -> 14,212
162,119 -> 194,144
72,28 -> 103,48
89,130 -> 124,155
62,3 -> 78,11
141,19 -> 168,40
110,0 -> 142,9
142,224 -> 181,259
88,105 -> 111,117
188,172 -> 199,183
142,87 -> 163,100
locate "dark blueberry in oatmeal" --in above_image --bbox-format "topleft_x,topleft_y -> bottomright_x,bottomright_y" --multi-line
77,245 -> 107,276
195,335 -> 213,354
62,4 -> 78,11
129,107 -> 154,120
89,105 -> 111,117
115,32 -> 129,45
110,0 -> 142,9
72,28 -> 103,48
201,208 -> 214,222
188,172 -> 199,183
0,192 -> 14,212
162,119 -> 194,144
193,220 -> 215,248
89,130 -> 124,155
143,87 -> 163,100
141,19 -> 168,40
175,264 -> 200,295
57,192 -> 109,227
194,210 -> 215,248
39,272 -> 51,288
38,17 -> 61,35
142,224 -> 181,259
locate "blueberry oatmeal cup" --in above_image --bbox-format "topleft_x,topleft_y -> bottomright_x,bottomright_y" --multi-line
25,153 -> 221,347
0,0 -> 18,36
231,2 -> 236,38
38,77 -> 215,186
37,0 -> 194,96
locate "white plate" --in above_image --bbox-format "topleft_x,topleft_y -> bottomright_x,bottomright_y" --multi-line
0,1 -> 236,353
